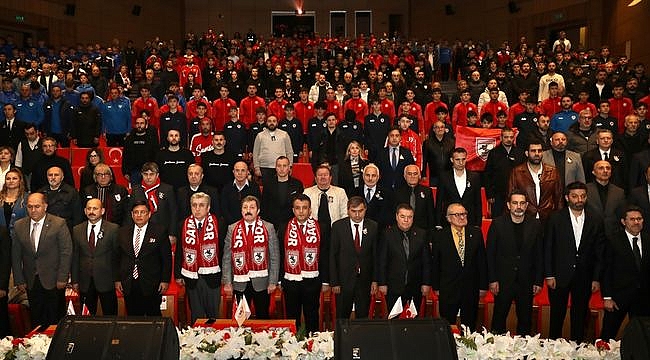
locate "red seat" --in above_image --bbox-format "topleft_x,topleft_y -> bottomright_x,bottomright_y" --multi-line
72,166 -> 83,189
56,147 -> 71,161
110,166 -> 130,190
292,163 -> 314,188
71,146 -> 90,166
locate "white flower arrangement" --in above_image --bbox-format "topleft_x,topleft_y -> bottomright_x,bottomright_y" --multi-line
0,325 -> 622,359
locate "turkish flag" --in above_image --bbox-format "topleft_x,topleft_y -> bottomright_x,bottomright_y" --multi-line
455,126 -> 517,171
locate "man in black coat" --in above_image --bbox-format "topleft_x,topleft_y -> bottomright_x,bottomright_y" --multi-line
353,164 -> 394,231
130,162 -> 178,245
71,91 -> 101,147
378,204 -> 432,310
600,205 -> 650,340
30,137 -> 75,191
394,164 -> 436,234
432,203 -> 488,331
220,160 -> 262,227
435,147 -> 483,227
627,164 -> 650,231
80,163 -> 130,226
487,190 -> 543,335
581,129 -> 627,189
330,196 -> 379,319
0,103 -> 26,151
376,127 -> 415,190
261,156 -> 304,238
484,128 -> 526,218
114,200 -> 172,316
176,164 -> 220,225
544,181 -> 605,342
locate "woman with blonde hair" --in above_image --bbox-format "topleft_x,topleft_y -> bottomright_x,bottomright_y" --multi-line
0,168 -> 28,232
338,140 -> 368,195
0,146 -> 15,191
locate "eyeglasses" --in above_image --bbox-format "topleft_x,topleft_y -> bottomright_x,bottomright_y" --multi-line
89,154 -> 99,157
94,172 -> 111,177
447,212 -> 468,218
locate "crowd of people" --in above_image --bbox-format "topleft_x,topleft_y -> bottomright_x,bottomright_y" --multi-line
0,28 -> 648,343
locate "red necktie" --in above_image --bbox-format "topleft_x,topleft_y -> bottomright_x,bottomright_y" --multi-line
89,224 -> 96,252
354,223 -> 361,253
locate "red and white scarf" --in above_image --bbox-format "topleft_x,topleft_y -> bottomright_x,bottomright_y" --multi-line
180,214 -> 220,279
231,218 -> 269,283
141,177 -> 160,213
284,217 -> 320,281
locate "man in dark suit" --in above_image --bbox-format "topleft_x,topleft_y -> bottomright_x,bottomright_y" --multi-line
115,200 -> 172,316
432,203 -> 488,331
353,163 -> 394,231
376,127 -> 415,190
581,129 -> 627,189
176,164 -> 220,231
0,103 -> 26,151
330,196 -> 379,319
378,204 -> 432,310
80,163 -> 130,226
71,198 -> 119,315
222,195 -> 280,319
485,128 -> 526,218
544,181 -> 605,342
11,193 -> 72,327
487,190 -> 544,335
220,160 -> 262,226
435,148 -> 483,227
586,160 -> 626,236
600,205 -> 650,340
261,156 -> 304,240
395,164 -> 436,235
130,162 -> 178,245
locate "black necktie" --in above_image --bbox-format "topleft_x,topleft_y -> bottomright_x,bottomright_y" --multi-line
318,191 -> 331,226
603,152 -> 609,161
633,237 -> 642,270
391,148 -> 398,170
410,187 -> 416,209
366,188 -> 372,203
197,221 -> 203,231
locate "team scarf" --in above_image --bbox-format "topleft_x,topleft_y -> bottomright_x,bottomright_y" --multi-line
231,218 -> 270,282
141,177 -> 161,213
284,217 -> 320,281
180,214 -> 220,279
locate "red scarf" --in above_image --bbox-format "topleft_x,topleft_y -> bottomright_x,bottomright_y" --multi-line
284,217 -> 320,281
231,218 -> 269,282
141,177 -> 161,213
180,214 -> 220,279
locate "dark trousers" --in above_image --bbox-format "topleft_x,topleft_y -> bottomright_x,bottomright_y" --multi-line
236,282 -> 270,319
491,193 -> 507,219
124,279 -> 162,316
491,282 -> 534,335
186,276 -> 220,324
51,133 -> 70,147
0,296 -> 9,337
440,63 -> 451,82
548,278 -> 591,342
439,296 -> 479,331
336,279 -> 371,319
260,167 -> 276,188
106,134 -> 126,147
28,276 -> 66,328
601,294 -> 650,341
80,277 -> 118,315
284,278 -> 321,333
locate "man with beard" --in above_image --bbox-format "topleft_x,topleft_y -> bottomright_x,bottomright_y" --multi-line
30,137 -> 74,191
508,142 -> 563,223
189,118 -> 214,163
71,91 -> 101,147
122,116 -> 159,186
487,191 -> 543,335
39,166 -> 83,231
485,128 -> 527,218
545,181 -> 605,342
201,132 -> 235,193
155,129 -> 195,189
542,131 -> 585,191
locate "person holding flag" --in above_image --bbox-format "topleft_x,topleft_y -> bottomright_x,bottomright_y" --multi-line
282,194 -> 325,334
222,196 -> 280,319
175,192 -> 221,324
378,204 -> 432,314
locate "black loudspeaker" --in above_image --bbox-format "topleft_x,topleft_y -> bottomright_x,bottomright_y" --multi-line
46,316 -> 179,360
64,4 -> 76,16
335,318 -> 458,360
132,5 -> 142,16
621,317 -> 650,360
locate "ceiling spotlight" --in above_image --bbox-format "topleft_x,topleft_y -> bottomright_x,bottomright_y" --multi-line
628,0 -> 642,6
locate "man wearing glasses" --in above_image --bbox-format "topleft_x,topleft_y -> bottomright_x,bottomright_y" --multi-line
432,203 -> 487,331
81,163 -> 130,226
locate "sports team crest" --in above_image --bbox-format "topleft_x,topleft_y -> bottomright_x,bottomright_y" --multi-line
287,250 -> 299,268
304,248 -> 317,266
202,244 -> 216,262
234,252 -> 246,270
253,247 -> 266,265
476,137 -> 496,161
185,249 -> 197,265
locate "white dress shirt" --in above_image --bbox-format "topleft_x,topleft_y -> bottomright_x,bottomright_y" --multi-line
30,218 -> 44,251
132,223 -> 148,254
570,210 -> 585,250
454,169 -> 467,197
349,219 -> 365,247
87,219 -> 103,247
